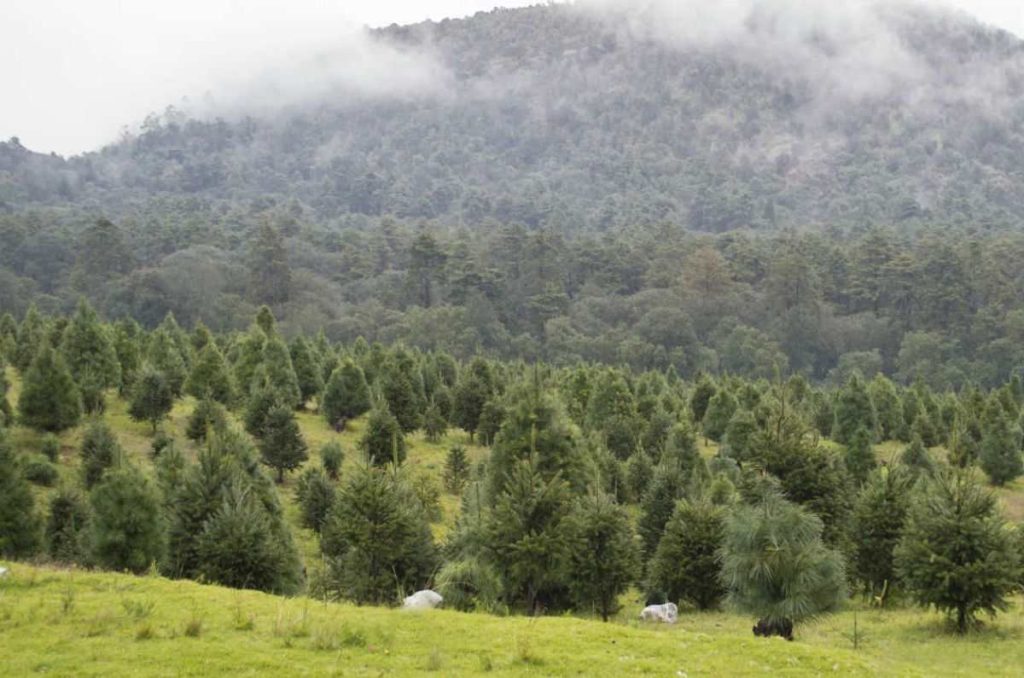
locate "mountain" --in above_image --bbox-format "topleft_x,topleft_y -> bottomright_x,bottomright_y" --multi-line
3,2 -> 1024,386
3,1 -> 1024,232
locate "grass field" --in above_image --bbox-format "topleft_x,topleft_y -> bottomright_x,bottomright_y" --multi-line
5,366 -> 1024,676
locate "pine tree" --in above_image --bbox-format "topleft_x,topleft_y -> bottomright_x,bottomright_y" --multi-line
14,304 -> 47,373
899,434 -> 935,478
845,426 -> 876,485
186,398 -> 227,443
294,467 -> 336,533
486,458 -> 574,613
720,487 -> 846,636
486,382 -> 584,499
80,419 -> 123,489
896,469 -> 1019,634
185,342 -> 235,405
164,428 -> 302,587
244,386 -> 282,438
321,360 -> 371,426
647,499 -> 725,610
702,389 -> 738,442
320,465 -> 437,604
452,368 -> 492,441
444,444 -> 471,494
90,463 -> 165,573
18,345 -> 82,432
320,441 -> 344,481
423,401 -> 448,442
568,492 -> 639,621
289,336 -> 324,407
113,319 -> 143,396
45,486 -> 92,564
378,362 -> 421,432
360,405 -> 406,467
476,399 -> 506,446
196,480 -> 303,593
625,448 -> 654,503
850,467 -> 912,599
259,405 -> 308,483
255,306 -> 278,337
145,329 -> 188,397
637,463 -> 687,556
868,374 -> 905,441
232,326 -> 267,397
0,433 -> 42,558
689,375 -> 717,423
833,373 -> 877,445
979,399 -> 1023,486
722,408 -> 757,464
59,299 -> 121,411
256,337 -> 302,409
129,365 -> 175,432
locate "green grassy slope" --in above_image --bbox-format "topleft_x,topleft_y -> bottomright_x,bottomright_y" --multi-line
4,565 -> 1024,676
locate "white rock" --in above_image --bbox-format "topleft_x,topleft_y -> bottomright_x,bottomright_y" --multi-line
403,589 -> 443,610
640,602 -> 678,623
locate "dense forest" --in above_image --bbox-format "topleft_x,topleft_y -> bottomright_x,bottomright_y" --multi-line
1,303 -> 1023,635
2,4 -> 1024,387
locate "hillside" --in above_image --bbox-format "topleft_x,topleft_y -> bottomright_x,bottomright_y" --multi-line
3,2 -> 1024,231
5,564 -> 1024,676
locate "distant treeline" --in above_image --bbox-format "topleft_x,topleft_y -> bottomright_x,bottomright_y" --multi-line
1,211 -> 1023,388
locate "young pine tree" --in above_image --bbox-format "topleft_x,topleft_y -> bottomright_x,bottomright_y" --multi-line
80,419 -> 124,489
59,299 -> 121,408
647,499 -> 726,610
423,401 -> 448,443
568,492 -> 639,621
702,389 -> 738,442
719,487 -> 846,638
129,365 -> 175,432
360,405 -> 407,467
195,480 -> 303,594
444,444 -> 471,494
832,373 -> 877,446
294,466 -> 337,533
850,467 -> 913,600
485,458 -> 574,614
18,345 -> 82,432
320,441 -> 344,481
896,469 -> 1019,634
288,337 -> 323,407
321,360 -> 371,426
0,433 -> 42,558
45,486 -> 92,564
145,329 -> 188,397
979,400 -> 1024,486
259,405 -> 308,483
320,465 -> 437,604
186,398 -> 227,443
185,342 -> 235,405
899,434 -> 936,478
844,426 -> 876,485
89,463 -> 166,573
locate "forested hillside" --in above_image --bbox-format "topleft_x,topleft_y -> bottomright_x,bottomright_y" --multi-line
1,2 -> 1024,383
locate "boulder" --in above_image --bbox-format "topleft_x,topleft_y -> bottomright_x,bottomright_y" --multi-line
403,589 -> 443,610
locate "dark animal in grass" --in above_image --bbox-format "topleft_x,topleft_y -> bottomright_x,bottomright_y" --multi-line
752,617 -> 793,641
333,417 -> 347,433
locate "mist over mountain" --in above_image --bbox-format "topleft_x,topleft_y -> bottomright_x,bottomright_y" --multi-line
4,1 -> 1024,231
3,1 -> 1024,387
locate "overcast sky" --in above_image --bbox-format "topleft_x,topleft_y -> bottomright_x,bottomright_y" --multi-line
3,0 -> 1021,156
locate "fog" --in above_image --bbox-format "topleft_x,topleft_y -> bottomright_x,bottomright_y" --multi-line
2,0 -> 1021,155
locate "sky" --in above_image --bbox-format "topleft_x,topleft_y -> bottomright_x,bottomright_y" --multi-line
2,0 -> 1022,156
